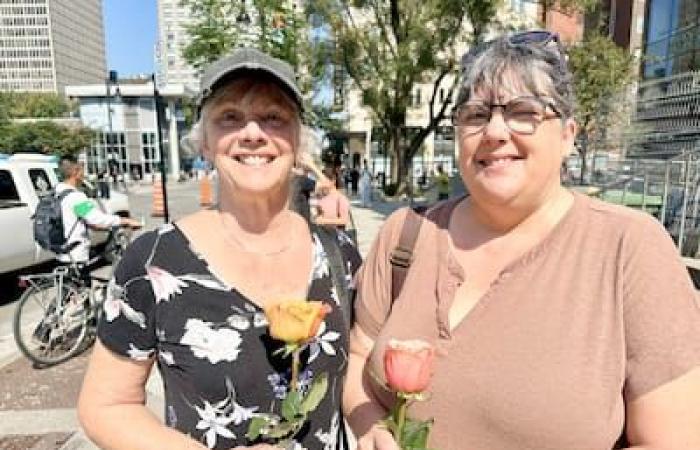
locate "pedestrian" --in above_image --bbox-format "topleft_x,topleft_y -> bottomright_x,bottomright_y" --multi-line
290,151 -> 331,224
350,167 -> 359,196
314,167 -> 350,229
97,168 -> 110,199
79,47 -> 362,450
434,163 -> 450,200
343,30 -> 700,450
359,160 -> 372,207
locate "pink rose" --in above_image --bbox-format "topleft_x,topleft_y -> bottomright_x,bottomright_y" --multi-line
383,339 -> 435,394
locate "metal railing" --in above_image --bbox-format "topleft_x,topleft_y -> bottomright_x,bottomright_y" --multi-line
587,154 -> 700,258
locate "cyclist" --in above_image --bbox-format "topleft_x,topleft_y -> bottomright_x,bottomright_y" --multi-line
55,156 -> 141,285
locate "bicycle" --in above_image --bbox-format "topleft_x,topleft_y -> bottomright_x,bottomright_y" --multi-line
12,226 -> 131,366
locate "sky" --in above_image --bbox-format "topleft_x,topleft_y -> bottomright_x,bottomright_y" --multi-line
103,0 -> 158,77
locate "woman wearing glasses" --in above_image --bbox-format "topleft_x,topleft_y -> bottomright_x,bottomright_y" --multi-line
344,31 -> 700,450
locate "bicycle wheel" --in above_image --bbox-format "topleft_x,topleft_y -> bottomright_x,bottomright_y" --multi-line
13,280 -> 90,366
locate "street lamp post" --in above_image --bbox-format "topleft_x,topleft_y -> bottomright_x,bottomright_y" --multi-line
105,70 -> 120,184
152,74 -> 170,223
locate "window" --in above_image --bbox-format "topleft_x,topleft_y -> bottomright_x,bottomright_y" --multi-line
0,170 -> 20,202
28,168 -> 52,196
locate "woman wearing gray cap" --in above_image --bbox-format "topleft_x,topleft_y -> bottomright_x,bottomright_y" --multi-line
344,31 -> 700,450
78,48 -> 361,450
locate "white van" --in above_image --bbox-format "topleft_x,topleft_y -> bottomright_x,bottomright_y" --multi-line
0,153 -> 131,274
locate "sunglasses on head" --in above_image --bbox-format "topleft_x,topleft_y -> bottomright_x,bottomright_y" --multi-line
461,30 -> 566,72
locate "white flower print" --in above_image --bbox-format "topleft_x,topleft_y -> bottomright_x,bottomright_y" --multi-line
159,350 -> 175,365
146,265 -> 187,303
180,319 -> 242,364
286,441 -> 309,450
337,230 -> 354,246
231,401 -> 258,425
315,412 -> 339,450
127,343 -> 154,360
191,379 -> 258,449
311,234 -> 329,280
308,321 -> 340,363
103,280 -> 146,328
253,312 -> 267,328
158,223 -> 175,235
345,260 -> 355,289
195,400 -> 236,449
330,285 -> 340,307
226,314 -> 250,331
180,274 -> 229,292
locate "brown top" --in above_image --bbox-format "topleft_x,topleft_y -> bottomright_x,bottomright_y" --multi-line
355,192 -> 700,450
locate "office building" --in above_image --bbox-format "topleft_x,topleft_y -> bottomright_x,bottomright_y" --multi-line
628,0 -> 700,158
155,0 -> 199,90
65,78 -> 193,180
0,0 -> 106,93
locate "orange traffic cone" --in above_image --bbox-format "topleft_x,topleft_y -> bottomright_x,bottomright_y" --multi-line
199,175 -> 213,208
151,175 -> 165,217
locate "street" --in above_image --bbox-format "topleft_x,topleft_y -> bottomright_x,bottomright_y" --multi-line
0,178 -> 403,450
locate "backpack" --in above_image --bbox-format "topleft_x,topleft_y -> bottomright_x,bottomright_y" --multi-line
33,189 -> 77,253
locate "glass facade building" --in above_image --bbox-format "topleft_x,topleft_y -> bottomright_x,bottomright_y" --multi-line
628,0 -> 700,158
642,0 -> 699,79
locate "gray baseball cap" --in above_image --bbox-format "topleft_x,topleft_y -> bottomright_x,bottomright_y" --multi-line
197,47 -> 304,111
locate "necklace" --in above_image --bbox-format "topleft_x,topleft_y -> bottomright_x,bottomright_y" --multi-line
218,212 -> 295,256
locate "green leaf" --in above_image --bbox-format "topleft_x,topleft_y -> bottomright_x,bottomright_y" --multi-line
400,417 -> 434,449
300,372 -> 328,414
245,416 -> 270,441
266,418 -> 302,439
281,389 -> 303,421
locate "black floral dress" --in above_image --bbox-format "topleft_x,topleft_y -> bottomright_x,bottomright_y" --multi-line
98,223 -> 361,450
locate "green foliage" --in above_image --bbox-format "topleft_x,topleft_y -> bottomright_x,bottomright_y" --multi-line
0,92 -> 71,119
299,372 -> 327,414
568,32 -> 636,182
179,0 -> 326,128
313,0 -> 501,190
245,372 -> 328,446
179,0 -> 317,94
0,121 -> 92,157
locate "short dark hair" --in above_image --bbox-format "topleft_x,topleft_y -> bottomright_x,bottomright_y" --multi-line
59,156 -> 81,179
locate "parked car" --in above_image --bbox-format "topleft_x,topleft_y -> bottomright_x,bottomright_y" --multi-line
0,153 -> 131,275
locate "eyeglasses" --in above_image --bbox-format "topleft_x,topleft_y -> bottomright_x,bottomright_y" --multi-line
451,96 -> 561,135
461,30 -> 567,73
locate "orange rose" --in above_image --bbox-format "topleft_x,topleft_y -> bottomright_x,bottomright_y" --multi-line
383,339 -> 435,394
265,300 -> 331,344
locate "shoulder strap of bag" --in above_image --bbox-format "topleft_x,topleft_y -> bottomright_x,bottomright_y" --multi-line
58,188 -> 81,243
313,225 -> 352,330
312,224 -> 353,450
389,206 -> 426,304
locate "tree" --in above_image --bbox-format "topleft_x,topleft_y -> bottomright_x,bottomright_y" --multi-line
0,121 -> 92,158
312,0 -> 502,193
568,32 -> 636,183
180,0 -> 318,91
0,92 -> 72,118
538,0 -> 598,25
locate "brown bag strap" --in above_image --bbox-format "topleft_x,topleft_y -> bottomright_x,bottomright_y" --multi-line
389,207 -> 426,303
388,196 -> 466,305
